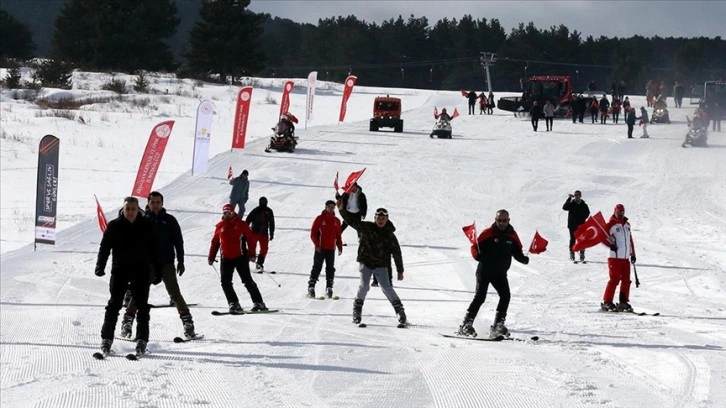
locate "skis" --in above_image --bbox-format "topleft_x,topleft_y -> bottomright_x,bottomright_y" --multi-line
600,310 -> 660,317
317,296 -> 340,300
573,260 -> 587,264
355,322 -> 407,328
440,333 -> 506,342
126,351 -> 145,361
173,334 -> 205,343
211,309 -> 279,316
150,303 -> 198,309
92,350 -> 110,360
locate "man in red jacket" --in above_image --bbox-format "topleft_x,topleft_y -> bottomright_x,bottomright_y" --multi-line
208,204 -> 267,313
306,200 -> 343,299
602,204 -> 637,312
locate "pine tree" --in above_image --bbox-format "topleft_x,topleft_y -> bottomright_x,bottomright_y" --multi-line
0,10 -> 36,60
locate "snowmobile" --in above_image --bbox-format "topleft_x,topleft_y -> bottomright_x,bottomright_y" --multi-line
265,113 -> 299,153
429,119 -> 452,139
650,99 -> 671,124
682,128 -> 708,147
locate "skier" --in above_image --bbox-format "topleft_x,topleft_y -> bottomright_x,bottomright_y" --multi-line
601,204 -> 637,312
208,204 -> 267,313
120,191 -> 198,340
562,190 -> 590,262
337,203 -> 407,326
95,196 -> 160,356
246,196 -> 275,272
228,169 -> 249,218
458,210 -> 529,338
306,200 -> 343,299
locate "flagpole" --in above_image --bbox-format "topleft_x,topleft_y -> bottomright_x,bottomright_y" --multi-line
474,221 -> 480,254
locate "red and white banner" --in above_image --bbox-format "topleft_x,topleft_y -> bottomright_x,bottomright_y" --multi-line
191,100 -> 214,175
34,134 -> 60,247
528,231 -> 549,254
94,194 -> 108,233
342,168 -> 366,193
462,222 -> 477,245
232,86 -> 253,149
338,75 -> 357,122
131,120 -> 175,198
305,71 -> 317,128
279,81 -> 294,119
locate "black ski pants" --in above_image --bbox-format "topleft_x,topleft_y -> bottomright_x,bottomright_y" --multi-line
308,249 -> 336,288
627,124 -> 634,138
101,265 -> 151,342
220,256 -> 263,305
466,264 -> 511,320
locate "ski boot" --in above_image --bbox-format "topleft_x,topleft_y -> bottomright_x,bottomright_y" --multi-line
307,286 -> 316,298
457,315 -> 477,337
255,255 -> 265,273
120,313 -> 135,338
101,338 -> 113,354
392,300 -> 407,325
122,289 -> 133,308
229,302 -> 244,314
617,302 -> 633,312
601,301 -> 617,312
579,250 -> 586,263
326,287 -> 333,299
489,312 -> 510,338
251,302 -> 268,312
180,313 -> 196,339
135,340 -> 147,355
569,251 -> 575,262
352,299 -> 363,324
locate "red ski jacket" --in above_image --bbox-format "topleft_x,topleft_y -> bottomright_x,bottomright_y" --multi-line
208,215 -> 253,261
310,210 -> 343,251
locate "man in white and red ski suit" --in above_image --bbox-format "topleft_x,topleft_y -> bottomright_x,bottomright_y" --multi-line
602,203 -> 637,312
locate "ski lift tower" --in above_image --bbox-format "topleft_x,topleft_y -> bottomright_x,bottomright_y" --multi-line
480,52 -> 496,94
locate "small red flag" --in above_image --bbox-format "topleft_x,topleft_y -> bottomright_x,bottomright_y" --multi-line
333,171 -> 339,191
452,108 -> 460,119
528,231 -> 549,254
433,106 -> 439,119
460,89 -> 468,97
462,222 -> 477,245
227,166 -> 233,180
343,168 -> 366,193
94,194 -> 108,233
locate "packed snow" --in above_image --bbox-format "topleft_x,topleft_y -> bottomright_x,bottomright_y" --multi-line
1,70 -> 725,408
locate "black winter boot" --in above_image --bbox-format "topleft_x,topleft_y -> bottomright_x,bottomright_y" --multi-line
180,313 -> 196,339
352,299 -> 363,324
490,312 -> 509,338
457,313 -> 477,337
120,313 -> 135,338
392,300 -> 407,324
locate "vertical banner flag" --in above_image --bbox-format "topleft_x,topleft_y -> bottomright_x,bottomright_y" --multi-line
305,71 -> 317,129
131,120 -> 175,198
528,231 -> 549,254
232,86 -> 253,149
191,100 -> 214,175
34,135 -> 60,247
338,75 -> 357,122
343,168 -> 366,193
94,194 -> 108,233
279,81 -> 294,118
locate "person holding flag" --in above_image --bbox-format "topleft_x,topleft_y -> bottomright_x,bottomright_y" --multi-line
458,210 -> 529,339
602,204 -> 637,312
562,190 -> 591,263
336,182 -> 367,238
228,170 -> 249,218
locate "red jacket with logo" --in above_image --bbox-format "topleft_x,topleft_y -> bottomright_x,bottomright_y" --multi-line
310,210 -> 343,251
208,215 -> 252,261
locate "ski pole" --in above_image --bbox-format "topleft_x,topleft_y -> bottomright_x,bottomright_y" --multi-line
261,271 -> 281,287
632,263 -> 640,288
211,262 -> 220,278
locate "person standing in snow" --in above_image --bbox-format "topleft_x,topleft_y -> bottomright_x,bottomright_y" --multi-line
601,204 -> 637,312
120,191 -> 198,340
530,100 -> 542,132
246,196 -> 275,272
338,202 -> 407,326
543,100 -> 555,131
467,90 -> 478,115
599,94 -> 610,124
208,204 -> 267,313
639,107 -> 650,138
229,170 -> 250,218
95,196 -> 160,356
306,200 -> 343,299
337,182 -> 367,239
458,210 -> 529,338
562,190 -> 590,262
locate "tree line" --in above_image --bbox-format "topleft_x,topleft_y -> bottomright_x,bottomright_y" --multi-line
1,0 -> 724,94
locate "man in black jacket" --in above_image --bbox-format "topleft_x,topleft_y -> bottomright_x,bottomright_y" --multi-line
338,203 -> 407,326
562,190 -> 591,262
120,191 -> 198,340
458,210 -> 529,339
95,196 -> 160,355
246,196 -> 275,272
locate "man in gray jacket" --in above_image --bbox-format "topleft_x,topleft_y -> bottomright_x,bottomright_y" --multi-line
229,170 -> 250,218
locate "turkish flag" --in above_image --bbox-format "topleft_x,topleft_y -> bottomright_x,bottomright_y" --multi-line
460,89 -> 468,97
227,166 -> 233,180
462,222 -> 477,245
434,107 -> 439,119
94,194 -> 108,233
528,231 -> 548,254
572,211 -> 609,251
333,171 -> 339,191
343,168 -> 366,193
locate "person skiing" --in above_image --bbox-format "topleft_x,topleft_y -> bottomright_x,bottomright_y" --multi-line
246,196 -> 275,272
95,196 -> 160,356
458,209 -> 529,338
120,191 -> 198,340
337,203 -> 407,326
208,204 -> 267,313
228,169 -> 249,218
562,190 -> 590,262
601,204 -> 637,312
306,200 -> 343,299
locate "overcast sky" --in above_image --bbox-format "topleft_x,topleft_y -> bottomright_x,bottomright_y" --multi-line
248,0 -> 725,39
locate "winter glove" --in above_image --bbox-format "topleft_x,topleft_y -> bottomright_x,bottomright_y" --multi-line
176,262 -> 185,276
522,256 -> 530,265
269,234 -> 274,241
208,258 -> 215,266
94,265 -> 105,277
610,244 -> 618,251
630,255 -> 636,264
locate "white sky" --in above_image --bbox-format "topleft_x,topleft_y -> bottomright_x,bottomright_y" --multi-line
1,69 -> 725,407
249,0 -> 726,38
